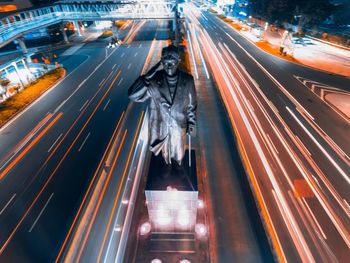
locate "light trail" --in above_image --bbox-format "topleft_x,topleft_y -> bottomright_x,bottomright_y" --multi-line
0,112 -> 63,255
96,111 -> 144,263
0,112 -> 60,180
55,112 -> 125,263
198,24 -> 314,261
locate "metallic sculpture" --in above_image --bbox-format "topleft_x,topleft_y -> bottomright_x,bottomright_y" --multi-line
128,45 -> 197,165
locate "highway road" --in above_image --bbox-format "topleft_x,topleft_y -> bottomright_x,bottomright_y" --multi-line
0,20 -> 170,262
186,3 -> 350,262
0,4 -> 349,262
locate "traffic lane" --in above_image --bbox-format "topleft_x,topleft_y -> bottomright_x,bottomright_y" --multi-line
207,22 -> 350,253
0,28 -> 140,195
202,11 -> 350,154
216,38 -> 350,261
0,24 -> 156,262
215,29 -> 350,201
0,19 -> 149,220
0,67 -> 121,258
193,16 -> 340,261
0,21 -> 135,164
77,104 -> 145,263
37,29 -> 156,262
0,43 -> 133,244
0,39 -> 129,239
70,23 -> 164,262
194,76 -> 272,261
0,41 -> 108,164
200,15 -> 350,194
185,14 -> 278,261
66,21 -> 166,261
0,47 -> 121,209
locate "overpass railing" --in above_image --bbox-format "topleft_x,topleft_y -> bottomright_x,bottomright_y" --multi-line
0,1 -> 177,47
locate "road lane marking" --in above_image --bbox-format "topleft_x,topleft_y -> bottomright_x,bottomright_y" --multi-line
112,63 -> 117,70
99,78 -> 106,87
139,44 -> 142,48
78,132 -> 91,152
0,112 -> 63,180
78,78 -> 87,88
121,52 -> 125,58
53,99 -> 67,114
134,52 -> 138,57
0,193 -> 16,215
55,113 -> 125,263
117,78 -> 123,86
48,133 -> 63,153
127,63 -> 132,69
79,100 -> 89,112
103,99 -> 111,111
28,193 -> 54,233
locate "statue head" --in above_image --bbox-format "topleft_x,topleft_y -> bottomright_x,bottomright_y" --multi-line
161,45 -> 180,76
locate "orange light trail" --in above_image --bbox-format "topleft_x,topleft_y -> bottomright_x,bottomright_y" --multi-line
55,111 -> 125,263
72,129 -> 128,263
0,112 -> 63,255
0,113 -> 61,180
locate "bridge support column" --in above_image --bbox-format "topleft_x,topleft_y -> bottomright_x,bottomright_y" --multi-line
22,59 -> 32,82
11,62 -> 24,88
61,23 -> 69,43
17,37 -> 28,54
112,20 -> 119,38
25,55 -> 32,63
73,21 -> 82,36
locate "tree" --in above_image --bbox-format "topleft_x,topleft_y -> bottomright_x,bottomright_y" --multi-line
295,0 -> 334,27
249,0 -> 334,27
332,0 -> 350,25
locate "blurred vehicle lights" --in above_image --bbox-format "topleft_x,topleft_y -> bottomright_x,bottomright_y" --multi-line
140,222 -> 151,235
195,223 -> 207,237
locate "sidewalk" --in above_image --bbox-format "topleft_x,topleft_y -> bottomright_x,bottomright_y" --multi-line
227,18 -> 350,77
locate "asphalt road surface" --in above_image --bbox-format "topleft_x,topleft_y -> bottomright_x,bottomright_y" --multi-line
0,20 -> 169,262
186,3 -> 350,262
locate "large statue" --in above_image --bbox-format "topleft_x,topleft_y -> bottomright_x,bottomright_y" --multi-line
128,45 -> 197,166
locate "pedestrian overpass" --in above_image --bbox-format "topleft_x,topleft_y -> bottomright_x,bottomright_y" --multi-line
0,0 -> 179,48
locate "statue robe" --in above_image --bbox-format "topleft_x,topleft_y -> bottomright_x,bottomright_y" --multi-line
128,70 -> 197,165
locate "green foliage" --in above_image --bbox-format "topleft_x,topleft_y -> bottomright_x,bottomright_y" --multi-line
332,0 -> 350,25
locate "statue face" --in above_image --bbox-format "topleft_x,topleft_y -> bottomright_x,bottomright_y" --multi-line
162,56 -> 179,76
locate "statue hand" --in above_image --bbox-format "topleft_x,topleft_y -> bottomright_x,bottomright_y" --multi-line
144,60 -> 162,81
